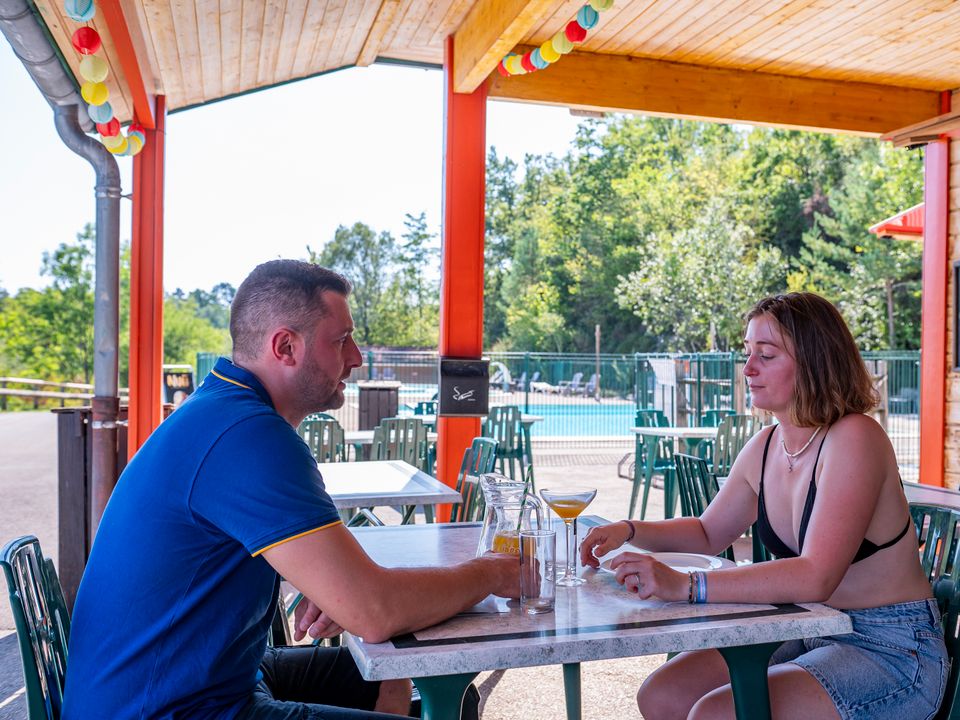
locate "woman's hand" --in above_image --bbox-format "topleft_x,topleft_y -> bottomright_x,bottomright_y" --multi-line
580,520 -> 634,568
609,552 -> 688,602
293,597 -> 344,641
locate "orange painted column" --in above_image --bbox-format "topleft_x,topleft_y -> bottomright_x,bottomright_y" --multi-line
128,96 -> 167,458
437,36 -> 486,516
919,135 -> 949,486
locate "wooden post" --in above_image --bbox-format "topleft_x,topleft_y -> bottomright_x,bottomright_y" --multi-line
128,97 -> 167,458
437,36 -> 486,518
920,136 -> 949,486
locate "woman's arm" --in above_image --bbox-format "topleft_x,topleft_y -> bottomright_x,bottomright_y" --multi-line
609,415 -> 893,604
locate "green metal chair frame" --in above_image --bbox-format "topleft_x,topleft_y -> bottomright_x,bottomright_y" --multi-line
673,453 -> 736,563
907,504 -> 960,719
711,414 -> 761,477
452,437 -> 499,523
372,417 -> 431,472
298,417 -> 347,463
700,409 -> 735,427
483,406 -> 532,488
2,535 -> 71,720
630,408 -> 675,520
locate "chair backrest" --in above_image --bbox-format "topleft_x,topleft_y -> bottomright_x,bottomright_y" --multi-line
635,409 -> 669,428
1,536 -> 70,720
484,406 -> 523,458
672,454 -> 735,563
712,414 -> 761,476
414,400 -> 437,416
453,437 -> 499,522
568,372 -> 584,387
298,417 -> 346,462
373,417 -> 429,470
529,371 -> 541,384
700,409 -> 734,427
584,373 -> 598,394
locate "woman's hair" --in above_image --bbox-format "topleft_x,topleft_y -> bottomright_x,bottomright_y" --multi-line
746,292 -> 879,426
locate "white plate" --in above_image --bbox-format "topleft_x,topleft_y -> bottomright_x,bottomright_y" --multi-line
599,551 -> 728,574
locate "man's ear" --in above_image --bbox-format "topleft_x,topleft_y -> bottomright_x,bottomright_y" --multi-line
269,328 -> 301,367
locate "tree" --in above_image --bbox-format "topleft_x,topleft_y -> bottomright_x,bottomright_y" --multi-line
616,199 -> 784,351
308,222 -> 398,345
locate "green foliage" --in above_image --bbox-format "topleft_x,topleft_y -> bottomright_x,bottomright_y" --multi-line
307,218 -> 440,347
163,295 -> 230,364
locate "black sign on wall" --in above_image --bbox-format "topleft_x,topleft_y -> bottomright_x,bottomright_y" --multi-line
438,358 -> 489,416
162,365 -> 195,407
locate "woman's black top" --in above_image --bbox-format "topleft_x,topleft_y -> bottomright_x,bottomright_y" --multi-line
756,425 -> 911,563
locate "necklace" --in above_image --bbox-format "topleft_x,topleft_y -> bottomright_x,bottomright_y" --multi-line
780,426 -> 822,472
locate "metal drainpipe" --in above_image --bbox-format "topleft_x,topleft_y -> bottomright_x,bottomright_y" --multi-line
53,106 -> 122,542
2,0 -> 123,541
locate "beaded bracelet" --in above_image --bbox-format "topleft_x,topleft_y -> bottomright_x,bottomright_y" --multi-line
687,572 -> 695,603
620,520 -> 635,543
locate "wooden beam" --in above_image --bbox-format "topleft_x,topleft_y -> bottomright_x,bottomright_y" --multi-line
356,0 -> 404,67
452,0 -> 565,93
99,0 -> 157,128
488,50 -> 943,136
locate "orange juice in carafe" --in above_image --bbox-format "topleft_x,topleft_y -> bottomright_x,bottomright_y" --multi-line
476,472 -> 543,557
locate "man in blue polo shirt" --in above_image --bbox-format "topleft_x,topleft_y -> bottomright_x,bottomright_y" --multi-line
62,261 -> 519,719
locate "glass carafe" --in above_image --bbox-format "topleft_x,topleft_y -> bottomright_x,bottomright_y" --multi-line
476,472 -> 543,556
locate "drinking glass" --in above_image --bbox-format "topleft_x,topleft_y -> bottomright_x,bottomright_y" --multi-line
520,529 -> 556,613
539,487 -> 597,587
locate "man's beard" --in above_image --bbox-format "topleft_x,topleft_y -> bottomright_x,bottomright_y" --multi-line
296,352 -> 343,414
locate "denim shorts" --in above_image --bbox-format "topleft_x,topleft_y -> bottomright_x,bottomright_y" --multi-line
770,598 -> 949,720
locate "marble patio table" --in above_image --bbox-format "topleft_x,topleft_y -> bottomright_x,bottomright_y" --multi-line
318,460 -> 460,524
903,480 -> 960,509
345,520 -> 852,720
632,426 -> 719,520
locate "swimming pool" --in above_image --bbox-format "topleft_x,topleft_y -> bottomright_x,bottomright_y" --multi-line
524,403 -> 635,437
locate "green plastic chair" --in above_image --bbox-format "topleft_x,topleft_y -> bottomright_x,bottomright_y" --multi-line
711,414 -> 761,477
483,406 -> 532,488
452,438 -> 499,523
2,535 -> 70,720
630,409 -> 675,520
372,417 -> 430,472
673,454 -> 736,563
414,400 -> 437,416
700,409 -> 735,427
907,504 -> 960,719
298,417 -> 347,462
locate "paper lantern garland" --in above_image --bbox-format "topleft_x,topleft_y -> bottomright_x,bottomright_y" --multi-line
64,0 -> 145,156
498,0 -> 613,77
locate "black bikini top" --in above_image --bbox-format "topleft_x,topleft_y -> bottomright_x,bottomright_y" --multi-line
756,426 -> 911,563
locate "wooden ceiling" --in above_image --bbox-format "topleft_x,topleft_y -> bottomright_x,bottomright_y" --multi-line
35,0 -> 960,134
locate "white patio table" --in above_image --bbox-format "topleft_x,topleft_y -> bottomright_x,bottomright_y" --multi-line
631,425 -> 720,519
318,460 -> 460,524
345,519 -> 851,720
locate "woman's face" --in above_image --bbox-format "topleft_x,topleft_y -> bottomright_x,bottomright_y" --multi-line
743,313 -> 797,416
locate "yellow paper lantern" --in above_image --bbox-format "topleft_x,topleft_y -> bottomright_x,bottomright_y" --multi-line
81,81 -> 109,106
79,55 -> 109,83
100,133 -> 124,149
540,40 -> 561,63
126,134 -> 144,156
552,32 -> 574,55
107,135 -> 128,155
505,55 -> 526,75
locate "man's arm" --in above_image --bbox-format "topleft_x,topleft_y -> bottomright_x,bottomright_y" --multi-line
263,524 -> 519,643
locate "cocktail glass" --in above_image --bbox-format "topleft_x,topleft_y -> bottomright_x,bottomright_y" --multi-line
539,487 -> 597,586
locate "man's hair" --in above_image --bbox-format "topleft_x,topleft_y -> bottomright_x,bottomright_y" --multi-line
746,292 -> 879,427
230,260 -> 351,361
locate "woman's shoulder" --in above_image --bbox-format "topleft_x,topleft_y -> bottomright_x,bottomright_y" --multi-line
828,412 -> 888,442
821,413 -> 896,472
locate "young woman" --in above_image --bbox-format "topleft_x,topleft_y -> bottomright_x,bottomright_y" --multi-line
580,292 -> 947,720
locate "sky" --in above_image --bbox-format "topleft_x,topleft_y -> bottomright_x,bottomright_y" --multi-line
0,39 -> 585,294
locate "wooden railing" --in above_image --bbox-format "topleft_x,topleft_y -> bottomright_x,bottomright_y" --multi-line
0,377 -> 128,410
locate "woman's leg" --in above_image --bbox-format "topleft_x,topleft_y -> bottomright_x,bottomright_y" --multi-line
689,664 -> 840,720
636,650 -> 731,720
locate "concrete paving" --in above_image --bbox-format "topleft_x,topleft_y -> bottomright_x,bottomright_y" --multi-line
0,412 -> 668,719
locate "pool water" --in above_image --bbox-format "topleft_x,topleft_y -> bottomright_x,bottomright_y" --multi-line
524,403 -> 635,437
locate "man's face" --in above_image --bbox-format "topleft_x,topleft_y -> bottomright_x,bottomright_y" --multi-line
296,291 -> 363,412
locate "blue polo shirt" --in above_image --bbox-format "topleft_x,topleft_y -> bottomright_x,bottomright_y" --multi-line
62,358 -> 342,720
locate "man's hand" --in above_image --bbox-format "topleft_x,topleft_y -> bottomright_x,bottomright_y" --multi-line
293,597 -> 344,642
477,552 -> 522,599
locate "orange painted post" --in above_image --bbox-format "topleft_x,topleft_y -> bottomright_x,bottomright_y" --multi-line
919,136 -> 949,486
437,36 -> 487,518
128,96 -> 167,458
